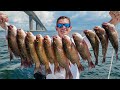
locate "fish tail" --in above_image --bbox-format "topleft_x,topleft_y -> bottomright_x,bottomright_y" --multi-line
54,64 -> 60,74
116,53 -> 118,61
20,58 -> 28,68
10,52 -> 14,61
34,66 -> 41,74
46,67 -> 52,75
27,60 -> 33,67
77,63 -> 84,72
102,57 -> 106,63
88,61 -> 95,70
33,62 -> 41,74
65,69 -> 73,79
95,58 -> 98,65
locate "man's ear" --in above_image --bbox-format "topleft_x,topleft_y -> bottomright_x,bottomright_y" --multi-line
55,26 -> 58,31
70,26 -> 72,30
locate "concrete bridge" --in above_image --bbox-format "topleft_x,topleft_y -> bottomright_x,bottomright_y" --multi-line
24,11 -> 47,31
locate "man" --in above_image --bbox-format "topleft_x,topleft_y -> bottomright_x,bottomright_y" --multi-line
0,11 -> 120,79
47,16 -> 80,79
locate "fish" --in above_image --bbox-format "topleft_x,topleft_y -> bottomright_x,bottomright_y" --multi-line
43,35 -> 60,74
62,35 -> 84,72
93,26 -> 108,63
72,32 -> 95,69
25,32 -> 41,74
7,25 -> 20,60
84,30 -> 100,65
102,22 -> 119,60
16,29 -> 33,67
53,35 -> 73,79
34,34 -> 52,75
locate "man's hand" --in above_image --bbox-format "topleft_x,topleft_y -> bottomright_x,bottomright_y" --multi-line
109,11 -> 120,25
0,12 -> 9,29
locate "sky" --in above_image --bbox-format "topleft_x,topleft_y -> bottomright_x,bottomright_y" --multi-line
0,11 -> 119,31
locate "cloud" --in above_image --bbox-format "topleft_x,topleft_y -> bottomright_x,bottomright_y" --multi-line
1,11 -> 28,23
34,11 -> 55,27
84,11 -> 110,21
0,11 -> 112,31
69,11 -> 110,21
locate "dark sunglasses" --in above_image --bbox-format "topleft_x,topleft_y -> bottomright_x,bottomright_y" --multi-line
57,23 -> 71,28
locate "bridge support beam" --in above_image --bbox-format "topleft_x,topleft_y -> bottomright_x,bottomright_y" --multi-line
36,22 -> 41,31
29,15 -> 33,31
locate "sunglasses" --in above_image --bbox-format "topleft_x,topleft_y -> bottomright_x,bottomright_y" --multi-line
57,23 -> 71,28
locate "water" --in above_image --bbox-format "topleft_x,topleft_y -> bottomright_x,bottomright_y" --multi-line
0,30 -> 120,79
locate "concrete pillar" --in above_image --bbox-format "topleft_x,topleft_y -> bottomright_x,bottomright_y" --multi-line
29,15 -> 33,31
36,22 -> 41,31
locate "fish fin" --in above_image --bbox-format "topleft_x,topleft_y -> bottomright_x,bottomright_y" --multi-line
65,69 -> 73,79
8,45 -> 14,61
46,67 -> 52,75
102,57 -> 106,63
116,53 -> 118,61
34,66 -> 41,74
95,35 -> 100,43
88,61 -> 95,70
54,64 -> 60,74
82,40 -> 92,57
59,66 -> 65,71
83,36 -> 91,49
77,63 -> 84,72
27,59 -> 33,67
95,59 -> 98,65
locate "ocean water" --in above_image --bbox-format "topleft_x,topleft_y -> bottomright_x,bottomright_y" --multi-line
0,30 -> 120,79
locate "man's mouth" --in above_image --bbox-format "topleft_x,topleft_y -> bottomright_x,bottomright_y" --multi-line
60,30 -> 66,33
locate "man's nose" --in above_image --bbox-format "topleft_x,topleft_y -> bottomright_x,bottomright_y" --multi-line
62,25 -> 66,29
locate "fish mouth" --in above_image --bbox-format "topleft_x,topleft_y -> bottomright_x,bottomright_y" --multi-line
93,26 -> 99,32
94,26 -> 99,30
72,33 -> 75,37
102,22 -> 109,29
17,29 -> 22,32
102,22 -> 108,27
36,34 -> 41,39
8,25 -> 13,30
53,36 -> 57,39
53,35 -> 58,39
84,30 -> 88,33
44,35 -> 48,40
84,30 -> 89,35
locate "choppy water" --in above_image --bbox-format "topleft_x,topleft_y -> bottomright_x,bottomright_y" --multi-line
0,30 -> 120,79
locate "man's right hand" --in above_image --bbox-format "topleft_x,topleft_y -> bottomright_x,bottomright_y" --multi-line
109,11 -> 120,25
0,12 -> 9,29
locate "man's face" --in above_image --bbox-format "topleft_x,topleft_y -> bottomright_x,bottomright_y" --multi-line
56,18 -> 72,38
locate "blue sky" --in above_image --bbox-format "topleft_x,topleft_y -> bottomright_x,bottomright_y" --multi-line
0,11 -> 119,31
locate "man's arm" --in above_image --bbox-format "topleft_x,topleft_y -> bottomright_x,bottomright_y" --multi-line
0,12 -> 9,29
108,11 -> 120,26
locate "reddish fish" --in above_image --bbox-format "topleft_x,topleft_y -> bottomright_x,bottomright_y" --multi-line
62,35 -> 84,72
25,32 -> 41,74
53,35 -> 73,79
72,32 -> 95,69
84,30 -> 100,65
44,35 -> 60,74
7,25 -> 20,60
34,34 -> 52,75
94,26 -> 108,63
102,22 -> 119,60
16,29 -> 33,67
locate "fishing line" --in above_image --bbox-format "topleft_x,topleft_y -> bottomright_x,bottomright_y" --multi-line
108,49 -> 114,79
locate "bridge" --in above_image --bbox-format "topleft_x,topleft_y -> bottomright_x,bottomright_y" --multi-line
24,11 -> 47,31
